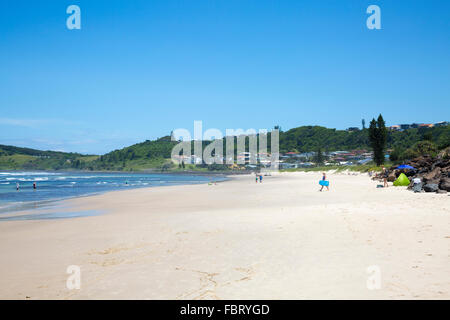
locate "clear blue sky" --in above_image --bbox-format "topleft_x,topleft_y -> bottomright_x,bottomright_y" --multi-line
1,0 -> 449,154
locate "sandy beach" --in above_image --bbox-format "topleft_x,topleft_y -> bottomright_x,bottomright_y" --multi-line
0,172 -> 448,300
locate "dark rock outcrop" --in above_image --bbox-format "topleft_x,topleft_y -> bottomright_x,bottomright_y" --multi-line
439,178 -> 450,192
386,155 -> 450,193
423,183 -> 439,193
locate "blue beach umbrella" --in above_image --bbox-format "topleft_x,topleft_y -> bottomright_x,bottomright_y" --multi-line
396,164 -> 415,170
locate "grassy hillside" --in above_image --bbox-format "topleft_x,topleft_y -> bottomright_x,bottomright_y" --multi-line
90,136 -> 177,171
0,145 -> 98,170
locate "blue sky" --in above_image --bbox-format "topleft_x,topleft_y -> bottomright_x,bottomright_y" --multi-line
1,0 -> 449,154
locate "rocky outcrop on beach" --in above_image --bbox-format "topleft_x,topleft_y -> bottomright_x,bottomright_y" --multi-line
387,152 -> 450,193
439,178 -> 450,192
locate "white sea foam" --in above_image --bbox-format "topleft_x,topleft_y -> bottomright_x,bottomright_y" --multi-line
0,172 -> 61,176
17,177 -> 49,182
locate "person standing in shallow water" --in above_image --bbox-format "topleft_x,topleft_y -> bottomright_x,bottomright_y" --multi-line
16,182 -> 20,191
33,182 -> 37,190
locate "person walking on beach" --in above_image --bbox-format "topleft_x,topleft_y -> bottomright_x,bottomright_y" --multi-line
259,174 -> 263,183
255,172 -> 259,183
320,172 -> 329,191
382,167 -> 389,188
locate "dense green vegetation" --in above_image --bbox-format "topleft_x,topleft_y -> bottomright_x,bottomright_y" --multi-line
91,136 -> 177,171
280,162 -> 390,173
279,126 -> 369,153
388,126 -> 450,162
279,124 -> 449,153
1,124 -> 448,171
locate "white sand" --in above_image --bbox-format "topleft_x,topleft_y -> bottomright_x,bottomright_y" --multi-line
0,172 -> 448,299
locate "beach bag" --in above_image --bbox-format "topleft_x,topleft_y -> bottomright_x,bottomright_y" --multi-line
393,173 -> 410,186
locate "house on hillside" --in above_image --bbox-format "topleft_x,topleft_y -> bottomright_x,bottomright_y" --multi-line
358,158 -> 372,165
400,124 -> 411,130
284,152 -> 300,158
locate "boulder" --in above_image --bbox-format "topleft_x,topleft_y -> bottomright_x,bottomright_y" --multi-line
423,167 -> 441,182
387,172 -> 396,182
437,189 -> 448,194
423,183 -> 439,193
439,178 -> 450,192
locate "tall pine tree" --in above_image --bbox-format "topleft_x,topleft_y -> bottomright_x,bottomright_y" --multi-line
368,114 -> 387,166
315,147 -> 324,165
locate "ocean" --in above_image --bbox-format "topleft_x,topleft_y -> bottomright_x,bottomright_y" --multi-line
0,171 -> 225,215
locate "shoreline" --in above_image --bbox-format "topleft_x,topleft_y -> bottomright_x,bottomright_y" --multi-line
0,171 -> 448,299
0,171 -> 231,217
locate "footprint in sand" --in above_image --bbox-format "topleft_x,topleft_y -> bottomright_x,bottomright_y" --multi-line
175,266 -> 255,300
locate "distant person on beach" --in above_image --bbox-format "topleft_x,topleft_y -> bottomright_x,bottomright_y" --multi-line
16,182 -> 19,191
33,182 -> 36,190
382,167 -> 389,188
259,174 -> 263,183
320,172 -> 329,191
255,172 -> 259,183
412,177 -> 422,193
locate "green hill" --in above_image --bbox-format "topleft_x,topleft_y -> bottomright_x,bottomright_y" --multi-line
87,124 -> 449,171
0,145 -> 98,170
1,124 -> 448,171
280,124 -> 450,153
91,136 -> 177,171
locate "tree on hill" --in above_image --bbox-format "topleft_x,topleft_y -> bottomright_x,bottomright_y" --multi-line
368,114 -> 388,166
315,147 -> 324,165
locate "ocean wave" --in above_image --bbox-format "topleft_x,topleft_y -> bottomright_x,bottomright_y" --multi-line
58,175 -> 130,180
17,177 -> 49,182
0,172 -> 61,176
4,177 -> 49,182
